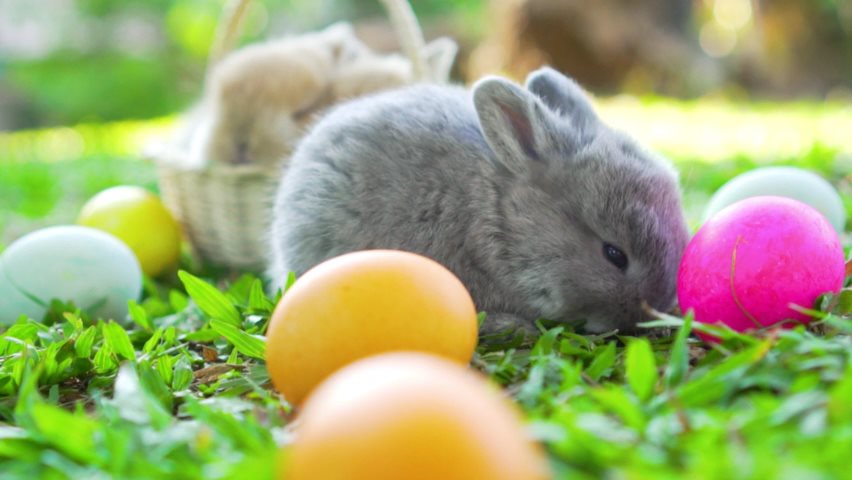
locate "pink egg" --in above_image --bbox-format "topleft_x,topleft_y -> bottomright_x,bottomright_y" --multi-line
677,196 -> 845,336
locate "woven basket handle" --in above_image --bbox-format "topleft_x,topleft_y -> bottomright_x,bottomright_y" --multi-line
204,0 -> 431,82
206,0 -> 254,81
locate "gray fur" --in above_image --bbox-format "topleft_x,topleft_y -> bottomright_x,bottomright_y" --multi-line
268,66 -> 689,334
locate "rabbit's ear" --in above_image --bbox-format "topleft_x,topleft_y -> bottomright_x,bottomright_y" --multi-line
525,67 -> 598,129
473,76 -> 559,173
321,22 -> 369,65
423,37 -> 458,82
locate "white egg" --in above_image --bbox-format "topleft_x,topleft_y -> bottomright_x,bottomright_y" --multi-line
0,226 -> 143,325
703,166 -> 847,232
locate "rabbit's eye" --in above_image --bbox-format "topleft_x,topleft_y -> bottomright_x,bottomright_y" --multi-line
603,243 -> 628,271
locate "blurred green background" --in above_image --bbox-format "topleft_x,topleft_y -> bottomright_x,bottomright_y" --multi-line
1,0 -> 490,128
1,0 -> 850,129
0,0 -> 850,245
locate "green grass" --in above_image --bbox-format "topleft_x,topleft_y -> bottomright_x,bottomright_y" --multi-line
0,99 -> 850,478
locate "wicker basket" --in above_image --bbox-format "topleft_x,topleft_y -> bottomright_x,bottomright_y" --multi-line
154,152 -> 279,270
149,0 -> 438,271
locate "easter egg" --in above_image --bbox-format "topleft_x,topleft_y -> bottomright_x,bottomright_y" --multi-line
78,186 -> 182,277
265,250 -> 478,405
0,226 -> 143,324
284,352 -> 551,480
0,260 -> 44,325
678,196 -> 845,334
704,166 -> 846,232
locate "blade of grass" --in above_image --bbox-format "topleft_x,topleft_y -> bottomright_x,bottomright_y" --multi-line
210,319 -> 266,360
178,271 -> 241,326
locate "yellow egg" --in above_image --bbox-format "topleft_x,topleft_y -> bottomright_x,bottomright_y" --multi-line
265,250 -> 478,405
78,186 -> 182,278
283,352 -> 551,480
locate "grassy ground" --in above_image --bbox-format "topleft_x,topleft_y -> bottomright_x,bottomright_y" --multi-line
0,98 -> 850,479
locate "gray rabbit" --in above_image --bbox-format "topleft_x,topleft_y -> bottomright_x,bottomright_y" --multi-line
268,67 -> 689,335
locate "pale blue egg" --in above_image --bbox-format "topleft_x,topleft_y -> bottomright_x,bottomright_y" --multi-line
703,167 -> 846,232
0,226 -> 143,325
0,260 -> 45,325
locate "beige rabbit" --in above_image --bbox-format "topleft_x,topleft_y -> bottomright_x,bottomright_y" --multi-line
187,23 -> 458,168
188,22 -> 367,167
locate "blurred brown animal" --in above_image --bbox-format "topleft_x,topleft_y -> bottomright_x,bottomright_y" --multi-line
468,0 -> 698,94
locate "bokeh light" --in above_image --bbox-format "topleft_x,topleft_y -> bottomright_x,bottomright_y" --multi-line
713,0 -> 753,30
699,22 -> 738,58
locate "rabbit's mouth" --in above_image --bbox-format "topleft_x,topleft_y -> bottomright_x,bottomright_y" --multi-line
574,301 -> 655,334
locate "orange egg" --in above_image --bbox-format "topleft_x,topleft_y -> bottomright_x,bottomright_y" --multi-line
265,250 -> 478,405
283,352 -> 551,480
